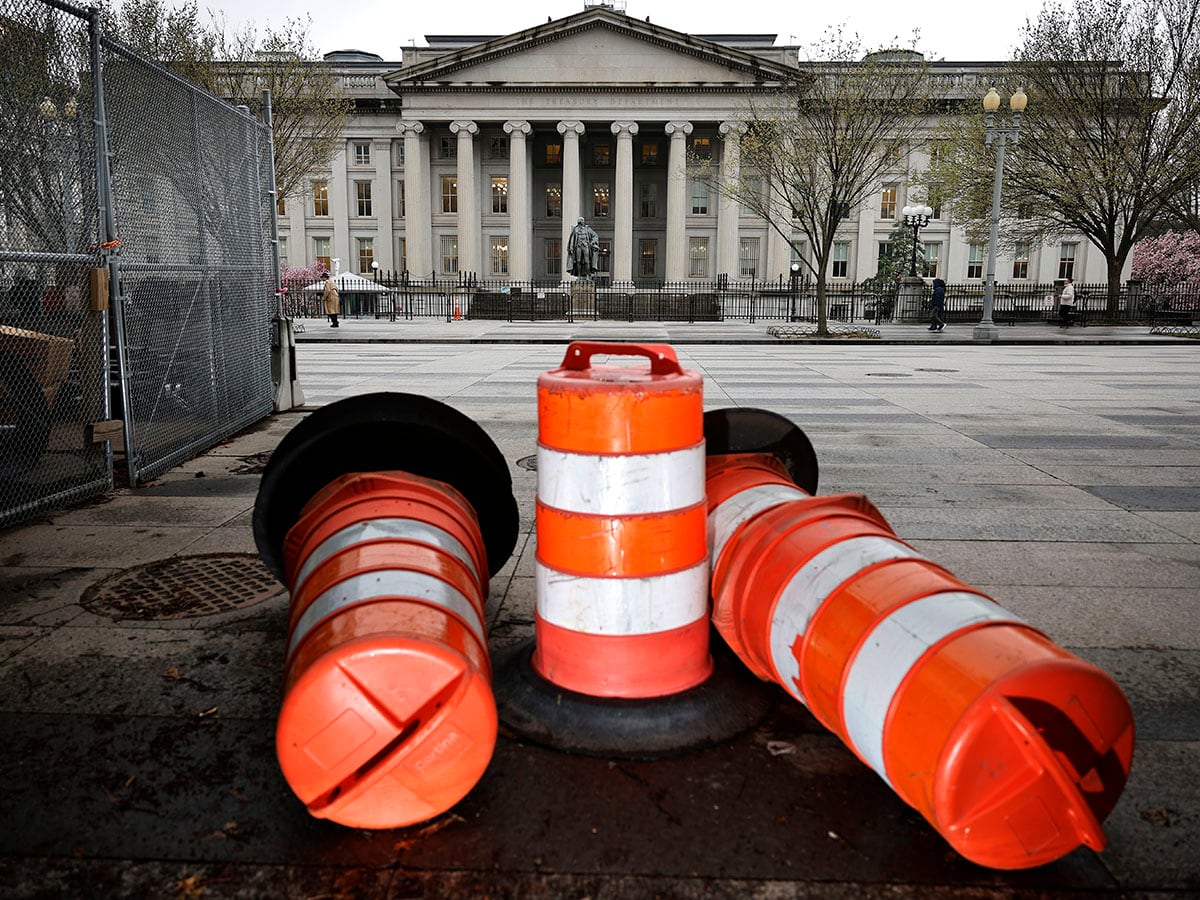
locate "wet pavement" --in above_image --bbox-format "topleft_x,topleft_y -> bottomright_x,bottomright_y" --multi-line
1,322 -> 1197,898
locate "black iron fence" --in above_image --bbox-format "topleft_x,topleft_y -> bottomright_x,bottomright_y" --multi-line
281,271 -> 1198,326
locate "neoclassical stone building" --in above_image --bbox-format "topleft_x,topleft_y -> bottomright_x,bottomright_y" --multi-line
276,3 -> 1117,286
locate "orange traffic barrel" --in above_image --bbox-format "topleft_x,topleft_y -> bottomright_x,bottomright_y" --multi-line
703,407 -> 1135,870
533,341 -> 710,698
493,348 -> 776,759
253,393 -> 519,828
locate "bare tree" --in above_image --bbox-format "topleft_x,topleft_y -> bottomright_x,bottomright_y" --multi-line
693,31 -> 930,334
103,0 -> 349,202
925,0 -> 1200,317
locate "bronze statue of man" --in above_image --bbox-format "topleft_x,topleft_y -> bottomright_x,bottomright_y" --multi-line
566,217 -> 600,278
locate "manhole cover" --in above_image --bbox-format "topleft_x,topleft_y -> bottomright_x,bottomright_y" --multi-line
80,553 -> 284,621
516,455 -> 538,471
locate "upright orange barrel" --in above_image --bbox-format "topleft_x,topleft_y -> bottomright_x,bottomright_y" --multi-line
253,393 -> 519,829
534,341 -> 711,697
703,408 -> 1135,870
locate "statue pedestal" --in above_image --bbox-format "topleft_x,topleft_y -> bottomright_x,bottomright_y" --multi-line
570,281 -> 595,316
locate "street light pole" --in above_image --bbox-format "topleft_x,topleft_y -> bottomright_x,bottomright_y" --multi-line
974,87 -> 1027,341
902,204 -> 933,277
789,261 -> 800,321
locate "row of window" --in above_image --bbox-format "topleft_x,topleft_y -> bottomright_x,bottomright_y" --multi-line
284,232 -> 1079,281
344,135 -> 712,169
295,177 -> 706,220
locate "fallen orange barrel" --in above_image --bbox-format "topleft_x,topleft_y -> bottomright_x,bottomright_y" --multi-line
534,341 -> 710,697
253,393 -> 518,828
704,407 -> 1135,870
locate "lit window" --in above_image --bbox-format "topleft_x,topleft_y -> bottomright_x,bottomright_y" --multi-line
491,176 -> 508,214
691,181 -> 709,215
1058,243 -> 1077,279
641,143 -> 659,165
546,183 -> 562,218
639,239 -> 658,278
314,236 -> 331,272
353,142 -> 371,166
546,143 -> 562,165
441,176 -> 457,214
491,236 -> 509,276
967,243 -> 985,279
312,180 -> 329,217
692,136 -> 711,160
592,144 -> 611,166
593,182 -> 610,217
740,238 -> 760,278
357,237 -> 374,273
1013,242 -> 1030,279
831,242 -> 849,278
688,237 -> 708,278
880,185 -> 897,219
398,237 -> 407,272
355,181 -> 372,217
545,239 -> 561,275
276,194 -> 285,216
441,235 -> 458,274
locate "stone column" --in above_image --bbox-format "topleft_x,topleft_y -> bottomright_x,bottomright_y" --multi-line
664,121 -> 692,281
372,136 -> 394,272
611,121 -> 638,284
557,120 -> 585,279
765,185 -> 791,281
504,120 -> 532,280
328,142 -> 349,274
717,121 -> 746,279
400,121 -> 430,275
451,120 -> 480,277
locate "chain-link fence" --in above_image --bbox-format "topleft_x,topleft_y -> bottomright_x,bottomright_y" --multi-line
101,37 -> 274,484
0,0 -> 110,526
0,0 -> 275,527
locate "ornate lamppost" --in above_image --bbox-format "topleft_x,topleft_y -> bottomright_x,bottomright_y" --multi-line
901,204 -> 933,277
974,86 -> 1027,341
789,261 -> 801,321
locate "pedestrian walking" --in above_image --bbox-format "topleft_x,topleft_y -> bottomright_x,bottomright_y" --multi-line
321,272 -> 340,328
928,277 -> 946,331
1058,278 -> 1075,328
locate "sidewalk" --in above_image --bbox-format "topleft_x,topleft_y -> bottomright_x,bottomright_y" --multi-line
292,314 -> 1196,345
1,336 -> 1197,898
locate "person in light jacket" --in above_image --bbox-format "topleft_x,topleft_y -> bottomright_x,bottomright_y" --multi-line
1058,278 -> 1075,328
321,272 -> 340,328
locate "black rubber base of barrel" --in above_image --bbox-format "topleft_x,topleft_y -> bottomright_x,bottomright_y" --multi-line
492,635 -> 778,759
703,407 -> 820,494
253,392 -> 519,582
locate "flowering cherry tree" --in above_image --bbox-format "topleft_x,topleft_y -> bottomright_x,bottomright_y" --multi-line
1131,231 -> 1200,287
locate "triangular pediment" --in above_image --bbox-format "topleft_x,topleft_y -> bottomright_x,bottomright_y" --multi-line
386,8 -> 797,90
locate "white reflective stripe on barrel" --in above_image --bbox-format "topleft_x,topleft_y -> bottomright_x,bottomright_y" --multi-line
536,443 -> 705,515
287,569 -> 484,660
292,517 -> 479,598
767,536 -> 924,704
842,591 -> 1021,789
535,560 -> 709,634
708,483 -> 810,566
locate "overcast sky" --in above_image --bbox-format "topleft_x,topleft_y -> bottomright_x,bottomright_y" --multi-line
199,0 -> 1049,62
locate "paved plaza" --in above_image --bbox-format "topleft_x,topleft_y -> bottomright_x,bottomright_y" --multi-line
1,324 -> 1197,897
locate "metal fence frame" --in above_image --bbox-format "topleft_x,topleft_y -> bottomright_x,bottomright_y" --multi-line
1,0 -> 275,530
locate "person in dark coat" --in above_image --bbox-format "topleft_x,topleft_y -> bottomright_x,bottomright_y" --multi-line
928,277 -> 946,331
